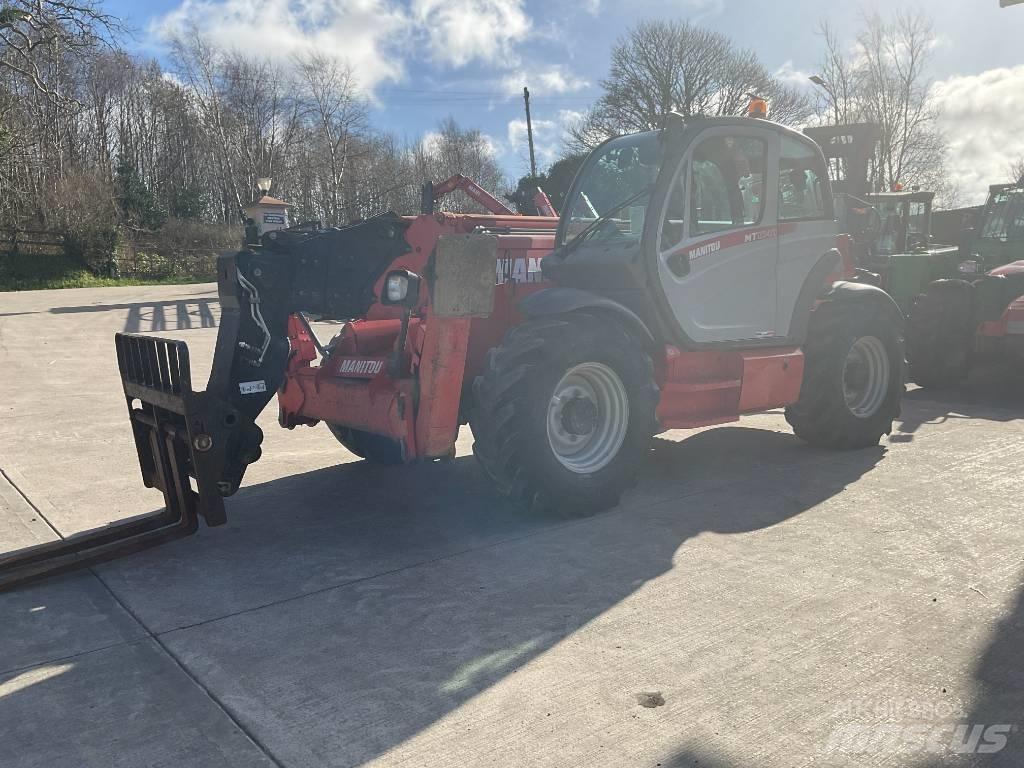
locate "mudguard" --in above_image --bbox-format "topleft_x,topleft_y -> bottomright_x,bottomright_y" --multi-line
518,287 -> 657,347
822,280 -> 905,326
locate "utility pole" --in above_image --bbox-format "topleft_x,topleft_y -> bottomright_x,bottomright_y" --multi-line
523,87 -> 537,178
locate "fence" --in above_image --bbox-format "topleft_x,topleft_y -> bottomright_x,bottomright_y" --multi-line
112,240 -> 223,281
0,228 -> 65,258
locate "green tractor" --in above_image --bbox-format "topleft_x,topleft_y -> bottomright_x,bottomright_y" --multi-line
802,125 -> 959,311
860,190 -> 961,311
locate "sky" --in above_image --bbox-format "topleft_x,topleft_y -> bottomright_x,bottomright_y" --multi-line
107,0 -> 1023,205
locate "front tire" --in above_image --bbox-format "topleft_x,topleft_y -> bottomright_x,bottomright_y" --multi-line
327,425 -> 404,465
470,313 -> 658,516
786,301 -> 904,448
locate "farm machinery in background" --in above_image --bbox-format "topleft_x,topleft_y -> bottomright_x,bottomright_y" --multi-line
0,106 -> 907,590
906,180 -> 1024,388
803,124 -> 959,311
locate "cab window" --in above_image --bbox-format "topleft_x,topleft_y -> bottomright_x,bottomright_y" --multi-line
691,136 -> 766,236
779,135 -> 828,221
562,132 -> 662,246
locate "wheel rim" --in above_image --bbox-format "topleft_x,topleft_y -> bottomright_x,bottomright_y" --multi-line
842,336 -> 891,418
546,362 -> 629,474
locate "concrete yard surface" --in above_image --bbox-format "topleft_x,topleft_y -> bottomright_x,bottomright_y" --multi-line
1,283 -> 1023,767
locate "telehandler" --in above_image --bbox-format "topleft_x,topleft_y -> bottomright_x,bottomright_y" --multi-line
0,109 -> 905,589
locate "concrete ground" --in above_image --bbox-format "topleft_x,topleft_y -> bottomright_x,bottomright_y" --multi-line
1,283 -> 1023,768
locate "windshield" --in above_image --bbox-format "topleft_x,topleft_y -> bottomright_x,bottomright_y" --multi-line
875,200 -> 904,254
875,199 -> 929,253
561,132 -> 663,247
980,188 -> 1024,241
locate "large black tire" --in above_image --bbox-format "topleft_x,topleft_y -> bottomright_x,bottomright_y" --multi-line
327,425 -> 404,465
785,301 -> 904,448
906,279 -> 976,389
470,313 -> 659,516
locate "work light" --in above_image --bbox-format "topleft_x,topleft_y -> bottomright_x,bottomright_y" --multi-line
382,270 -> 422,307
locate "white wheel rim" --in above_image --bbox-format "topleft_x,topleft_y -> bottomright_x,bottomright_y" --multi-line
546,362 -> 630,474
842,336 -> 891,418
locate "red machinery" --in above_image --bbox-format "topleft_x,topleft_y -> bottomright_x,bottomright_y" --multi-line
0,114 -> 906,589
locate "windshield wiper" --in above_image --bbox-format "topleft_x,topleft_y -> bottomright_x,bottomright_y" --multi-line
560,184 -> 653,257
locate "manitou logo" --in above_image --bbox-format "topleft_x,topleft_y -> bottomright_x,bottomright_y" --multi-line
337,358 -> 384,376
496,257 -> 544,284
688,240 -> 721,261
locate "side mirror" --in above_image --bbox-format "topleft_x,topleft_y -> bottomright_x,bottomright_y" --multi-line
381,269 -> 422,309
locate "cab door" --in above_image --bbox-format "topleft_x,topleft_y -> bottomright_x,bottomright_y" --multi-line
775,133 -> 838,338
653,127 -> 781,344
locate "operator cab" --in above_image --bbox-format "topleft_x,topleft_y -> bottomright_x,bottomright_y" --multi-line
543,114 -> 837,347
867,190 -> 935,255
961,183 -> 1024,273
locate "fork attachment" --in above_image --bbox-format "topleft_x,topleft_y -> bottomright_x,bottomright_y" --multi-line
0,251 -> 292,590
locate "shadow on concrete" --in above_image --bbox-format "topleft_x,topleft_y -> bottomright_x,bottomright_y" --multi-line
49,298 -> 219,333
1,426 -> 890,767
940,576 -> 1024,767
894,368 -> 1024,443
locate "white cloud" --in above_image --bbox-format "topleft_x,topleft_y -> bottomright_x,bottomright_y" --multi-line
932,65 -> 1024,205
500,65 -> 589,95
774,60 -> 813,90
151,0 -> 409,90
151,0 -> 534,89
410,0 -> 530,68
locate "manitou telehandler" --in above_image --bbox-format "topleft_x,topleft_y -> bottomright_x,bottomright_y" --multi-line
0,110 -> 906,589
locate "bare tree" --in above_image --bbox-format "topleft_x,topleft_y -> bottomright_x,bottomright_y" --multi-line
812,22 -> 860,125
170,27 -> 248,222
815,11 -> 950,202
1008,156 -> 1024,185
0,0 -> 121,103
294,51 -> 367,225
569,20 -> 812,151
413,118 -> 507,213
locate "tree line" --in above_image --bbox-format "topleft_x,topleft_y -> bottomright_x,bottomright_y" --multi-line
0,5 -> 505,270
0,1 -> 959,273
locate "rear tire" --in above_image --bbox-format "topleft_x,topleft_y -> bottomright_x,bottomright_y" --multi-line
786,301 -> 904,449
906,280 -> 975,389
327,425 -> 404,465
470,313 -> 658,516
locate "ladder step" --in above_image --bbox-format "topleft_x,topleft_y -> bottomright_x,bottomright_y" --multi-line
663,378 -> 742,394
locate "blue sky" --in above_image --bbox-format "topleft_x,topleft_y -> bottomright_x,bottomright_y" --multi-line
109,0 -> 1023,203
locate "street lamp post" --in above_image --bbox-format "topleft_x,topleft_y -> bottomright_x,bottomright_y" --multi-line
809,75 -> 841,125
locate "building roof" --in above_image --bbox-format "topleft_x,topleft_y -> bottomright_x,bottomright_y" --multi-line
248,194 -> 293,207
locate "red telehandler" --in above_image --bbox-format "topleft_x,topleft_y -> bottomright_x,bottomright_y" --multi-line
0,111 -> 905,589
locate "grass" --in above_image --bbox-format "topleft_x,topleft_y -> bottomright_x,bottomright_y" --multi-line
0,252 -> 212,291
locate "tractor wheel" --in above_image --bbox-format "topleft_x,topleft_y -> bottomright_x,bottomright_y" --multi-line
470,313 -> 658,516
327,425 -> 404,465
906,280 -> 975,389
785,301 -> 904,449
